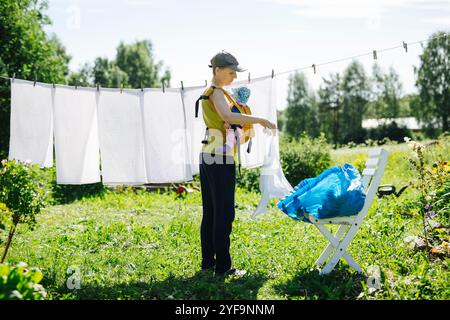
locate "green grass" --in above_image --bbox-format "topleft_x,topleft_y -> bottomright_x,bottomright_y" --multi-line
2,142 -> 449,300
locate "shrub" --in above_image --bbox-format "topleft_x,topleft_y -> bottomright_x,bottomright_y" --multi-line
0,159 -> 46,263
0,262 -> 47,300
279,133 -> 331,186
427,161 -> 450,225
236,166 -> 261,193
232,134 -> 331,193
366,121 -> 412,143
405,137 -> 450,252
346,141 -> 358,149
0,202 -> 11,232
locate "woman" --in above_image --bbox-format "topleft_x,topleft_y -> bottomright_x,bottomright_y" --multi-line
199,51 -> 277,277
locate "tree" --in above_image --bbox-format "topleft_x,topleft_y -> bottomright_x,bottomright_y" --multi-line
276,109 -> 287,132
115,40 -> 171,88
68,40 -> 171,90
340,61 -> 371,143
66,62 -> 94,87
414,31 -> 450,133
92,57 -> 129,88
284,72 -> 319,138
370,64 -> 403,119
0,0 -> 70,159
318,73 -> 343,147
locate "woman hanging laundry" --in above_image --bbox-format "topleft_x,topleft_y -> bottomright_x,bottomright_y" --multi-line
198,51 -> 277,277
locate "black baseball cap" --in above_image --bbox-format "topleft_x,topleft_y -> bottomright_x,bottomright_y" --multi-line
209,51 -> 247,72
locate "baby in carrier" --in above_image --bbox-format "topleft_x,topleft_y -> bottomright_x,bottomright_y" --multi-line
216,86 -> 251,154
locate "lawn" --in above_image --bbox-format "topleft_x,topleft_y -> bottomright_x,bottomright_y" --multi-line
2,141 -> 449,300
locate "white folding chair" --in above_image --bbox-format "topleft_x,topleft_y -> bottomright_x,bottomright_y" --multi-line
305,148 -> 388,275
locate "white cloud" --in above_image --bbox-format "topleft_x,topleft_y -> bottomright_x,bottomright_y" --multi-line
262,0 -> 450,19
421,16 -> 450,26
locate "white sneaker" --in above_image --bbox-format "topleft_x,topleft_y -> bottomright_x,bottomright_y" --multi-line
215,268 -> 247,278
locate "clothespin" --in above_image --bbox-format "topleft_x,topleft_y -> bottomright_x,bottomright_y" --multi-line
33,72 -> 37,87
162,80 -> 165,93
248,72 -> 251,83
271,69 -> 274,78
96,84 -> 99,92
373,50 -> 377,60
312,64 -> 316,74
12,73 -> 15,83
52,83 -> 55,89
402,41 -> 408,53
120,83 -> 123,94
140,81 -> 143,92
205,80 -> 208,87
181,81 -> 184,91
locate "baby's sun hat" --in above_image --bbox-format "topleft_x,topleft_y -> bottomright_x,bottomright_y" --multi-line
231,86 -> 251,105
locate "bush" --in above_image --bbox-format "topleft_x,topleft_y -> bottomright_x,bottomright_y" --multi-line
279,133 -> 331,186
412,131 -> 426,142
405,137 -> 450,251
232,134 -> 332,193
366,121 -> 412,143
427,161 -> 450,225
236,166 -> 261,193
0,262 -> 47,300
346,141 -> 358,149
0,159 -> 46,262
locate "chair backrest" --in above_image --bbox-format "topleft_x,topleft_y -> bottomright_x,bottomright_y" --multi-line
355,148 -> 388,224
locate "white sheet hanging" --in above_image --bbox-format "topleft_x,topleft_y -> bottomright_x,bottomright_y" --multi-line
53,85 -> 100,184
252,132 -> 293,218
181,85 -> 208,176
142,88 -> 191,183
8,79 -> 53,167
97,89 -> 147,185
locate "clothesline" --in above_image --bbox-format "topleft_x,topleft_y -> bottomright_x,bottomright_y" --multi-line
271,34 -> 447,76
0,32 -> 447,89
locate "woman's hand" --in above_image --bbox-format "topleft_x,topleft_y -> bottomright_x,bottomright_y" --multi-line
259,118 -> 277,130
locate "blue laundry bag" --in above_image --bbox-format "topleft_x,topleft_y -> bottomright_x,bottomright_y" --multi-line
277,163 -> 366,222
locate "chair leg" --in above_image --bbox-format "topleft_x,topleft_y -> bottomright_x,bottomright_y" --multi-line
314,223 -> 364,275
343,254 -> 363,274
320,223 -> 362,275
315,225 -> 348,266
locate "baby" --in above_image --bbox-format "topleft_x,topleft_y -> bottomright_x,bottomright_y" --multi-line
216,86 -> 251,154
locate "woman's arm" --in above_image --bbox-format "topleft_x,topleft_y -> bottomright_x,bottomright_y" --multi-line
210,89 -> 277,129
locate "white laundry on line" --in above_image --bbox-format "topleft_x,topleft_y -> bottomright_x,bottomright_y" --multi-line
53,85 -> 101,184
8,76 -> 279,185
226,76 -> 276,169
8,79 -> 53,168
142,88 -> 192,183
181,85 -> 208,177
97,88 -> 147,185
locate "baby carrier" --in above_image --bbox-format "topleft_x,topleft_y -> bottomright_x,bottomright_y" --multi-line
195,86 -> 255,176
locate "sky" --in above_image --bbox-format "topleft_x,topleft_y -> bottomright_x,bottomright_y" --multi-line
43,0 -> 450,110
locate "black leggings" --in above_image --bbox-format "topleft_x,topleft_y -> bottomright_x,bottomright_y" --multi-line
199,152 -> 236,273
